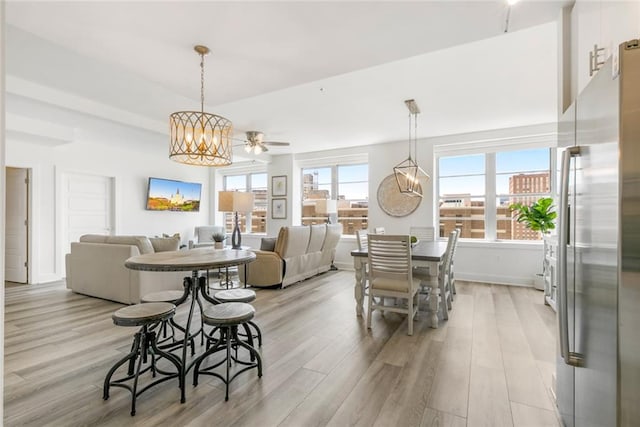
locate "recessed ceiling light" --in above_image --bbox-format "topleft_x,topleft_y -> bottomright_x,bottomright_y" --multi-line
507,0 -> 520,5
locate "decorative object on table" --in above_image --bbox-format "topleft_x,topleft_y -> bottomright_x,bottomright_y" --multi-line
271,175 -> 287,197
212,231 -> 227,249
393,99 -> 429,197
146,177 -> 202,212
509,197 -> 557,290
377,174 -> 422,217
218,191 -> 255,250
315,199 -> 337,224
243,131 -> 290,155
271,198 -> 287,219
169,45 -> 233,166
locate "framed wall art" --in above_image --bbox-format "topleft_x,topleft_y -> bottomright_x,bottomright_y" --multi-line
272,175 -> 287,197
271,198 -> 287,219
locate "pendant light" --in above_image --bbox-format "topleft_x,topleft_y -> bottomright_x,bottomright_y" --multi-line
393,99 -> 429,197
169,45 -> 233,166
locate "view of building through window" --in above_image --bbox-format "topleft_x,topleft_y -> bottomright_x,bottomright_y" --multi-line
223,173 -> 268,234
438,148 -> 551,240
302,164 -> 368,235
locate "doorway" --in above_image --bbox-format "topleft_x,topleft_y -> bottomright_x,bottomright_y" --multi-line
4,167 -> 30,284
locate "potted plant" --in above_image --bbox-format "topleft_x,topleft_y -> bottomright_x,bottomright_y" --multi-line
212,232 -> 227,249
509,197 -> 557,290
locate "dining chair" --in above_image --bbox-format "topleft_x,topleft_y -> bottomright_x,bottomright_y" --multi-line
409,226 -> 435,242
367,234 -> 420,335
355,229 -> 370,290
448,228 -> 461,298
413,230 -> 456,320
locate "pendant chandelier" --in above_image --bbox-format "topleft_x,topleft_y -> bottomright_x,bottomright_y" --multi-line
169,45 -> 233,166
393,99 -> 429,197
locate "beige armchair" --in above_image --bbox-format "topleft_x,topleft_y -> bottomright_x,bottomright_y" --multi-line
239,224 -> 342,288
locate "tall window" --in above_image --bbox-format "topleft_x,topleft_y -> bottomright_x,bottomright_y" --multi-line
438,147 -> 551,241
223,173 -> 268,234
301,163 -> 368,235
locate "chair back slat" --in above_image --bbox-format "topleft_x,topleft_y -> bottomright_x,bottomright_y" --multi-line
368,234 -> 412,281
356,229 -> 369,251
409,226 -> 435,242
439,230 -> 456,280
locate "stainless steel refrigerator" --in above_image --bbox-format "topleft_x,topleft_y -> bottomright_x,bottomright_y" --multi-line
556,39 -> 640,427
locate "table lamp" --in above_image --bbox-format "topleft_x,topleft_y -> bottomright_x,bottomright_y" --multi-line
316,199 -> 338,224
218,191 -> 255,249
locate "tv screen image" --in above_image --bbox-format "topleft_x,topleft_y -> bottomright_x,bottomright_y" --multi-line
146,177 -> 202,212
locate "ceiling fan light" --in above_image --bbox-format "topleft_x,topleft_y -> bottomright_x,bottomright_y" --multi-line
254,144 -> 263,155
245,144 -> 252,153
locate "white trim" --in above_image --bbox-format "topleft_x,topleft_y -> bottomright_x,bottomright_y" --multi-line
434,123 -> 557,156
295,151 -> 368,169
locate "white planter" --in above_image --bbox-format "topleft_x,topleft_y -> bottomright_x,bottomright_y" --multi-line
214,242 -> 224,249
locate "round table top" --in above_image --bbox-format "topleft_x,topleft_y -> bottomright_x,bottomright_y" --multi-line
125,247 -> 256,272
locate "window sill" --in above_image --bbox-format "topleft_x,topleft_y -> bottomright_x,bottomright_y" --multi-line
453,239 -> 543,250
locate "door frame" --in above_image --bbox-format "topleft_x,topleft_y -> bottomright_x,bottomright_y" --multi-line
4,166 -> 32,284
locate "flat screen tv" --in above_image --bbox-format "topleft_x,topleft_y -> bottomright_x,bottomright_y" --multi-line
146,177 -> 202,212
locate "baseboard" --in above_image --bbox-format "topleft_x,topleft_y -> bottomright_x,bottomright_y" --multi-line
456,272 -> 533,287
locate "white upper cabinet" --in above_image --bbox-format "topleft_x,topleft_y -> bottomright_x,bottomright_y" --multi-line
571,1 -> 640,98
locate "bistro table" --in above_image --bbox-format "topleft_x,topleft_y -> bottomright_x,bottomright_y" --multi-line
351,239 -> 448,328
124,247 -> 256,403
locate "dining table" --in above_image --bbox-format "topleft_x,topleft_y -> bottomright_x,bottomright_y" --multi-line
124,247 -> 256,403
350,239 -> 448,328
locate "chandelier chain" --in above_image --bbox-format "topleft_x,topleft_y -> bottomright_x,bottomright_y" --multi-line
200,52 -> 205,114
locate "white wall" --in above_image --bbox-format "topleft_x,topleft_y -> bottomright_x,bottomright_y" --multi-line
5,115 -> 211,283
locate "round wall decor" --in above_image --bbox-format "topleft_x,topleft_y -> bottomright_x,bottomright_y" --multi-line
376,174 -> 422,217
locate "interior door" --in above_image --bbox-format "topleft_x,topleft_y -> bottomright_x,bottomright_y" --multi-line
60,172 -> 114,268
5,167 -> 29,283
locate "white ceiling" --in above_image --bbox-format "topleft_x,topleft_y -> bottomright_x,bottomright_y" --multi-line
5,1 -> 568,158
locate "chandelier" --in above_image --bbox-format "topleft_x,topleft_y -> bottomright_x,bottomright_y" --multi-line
169,45 -> 233,166
393,99 -> 429,197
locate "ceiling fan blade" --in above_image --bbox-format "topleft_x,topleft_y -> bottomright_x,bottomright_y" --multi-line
263,141 -> 290,146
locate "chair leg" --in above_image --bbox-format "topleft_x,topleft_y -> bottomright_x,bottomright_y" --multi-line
439,280 -> 449,321
366,290 -> 373,330
407,295 -> 414,336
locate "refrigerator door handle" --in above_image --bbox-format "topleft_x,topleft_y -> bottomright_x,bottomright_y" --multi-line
558,146 -> 583,367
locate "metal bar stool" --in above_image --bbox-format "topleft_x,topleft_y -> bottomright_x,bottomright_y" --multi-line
192,302 -> 262,401
103,302 -> 182,416
213,289 -> 263,347
141,290 -> 199,355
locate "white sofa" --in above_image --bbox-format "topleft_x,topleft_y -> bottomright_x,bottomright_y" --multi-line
65,234 -> 186,304
238,224 -> 342,288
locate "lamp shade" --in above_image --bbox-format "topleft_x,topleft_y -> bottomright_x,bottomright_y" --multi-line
218,191 -> 254,213
315,199 -> 338,214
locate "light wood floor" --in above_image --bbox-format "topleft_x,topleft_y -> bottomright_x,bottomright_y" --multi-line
4,272 -> 560,426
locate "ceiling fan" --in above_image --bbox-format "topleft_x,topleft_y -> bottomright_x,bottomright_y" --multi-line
243,131 -> 290,154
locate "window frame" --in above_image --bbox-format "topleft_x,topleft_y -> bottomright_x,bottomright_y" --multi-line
436,144 -> 556,242
222,172 -> 268,234
300,162 -> 369,236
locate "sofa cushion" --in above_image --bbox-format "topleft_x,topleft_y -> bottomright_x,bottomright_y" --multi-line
260,237 -> 277,252
79,234 -> 108,244
150,236 -> 181,252
307,224 -> 326,253
107,236 -> 155,254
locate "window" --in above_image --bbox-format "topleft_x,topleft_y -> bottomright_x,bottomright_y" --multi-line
223,173 -> 267,234
438,147 -> 551,241
301,163 -> 368,235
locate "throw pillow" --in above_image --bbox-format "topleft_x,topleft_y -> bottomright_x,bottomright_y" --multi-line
150,236 -> 181,252
260,237 -> 277,252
